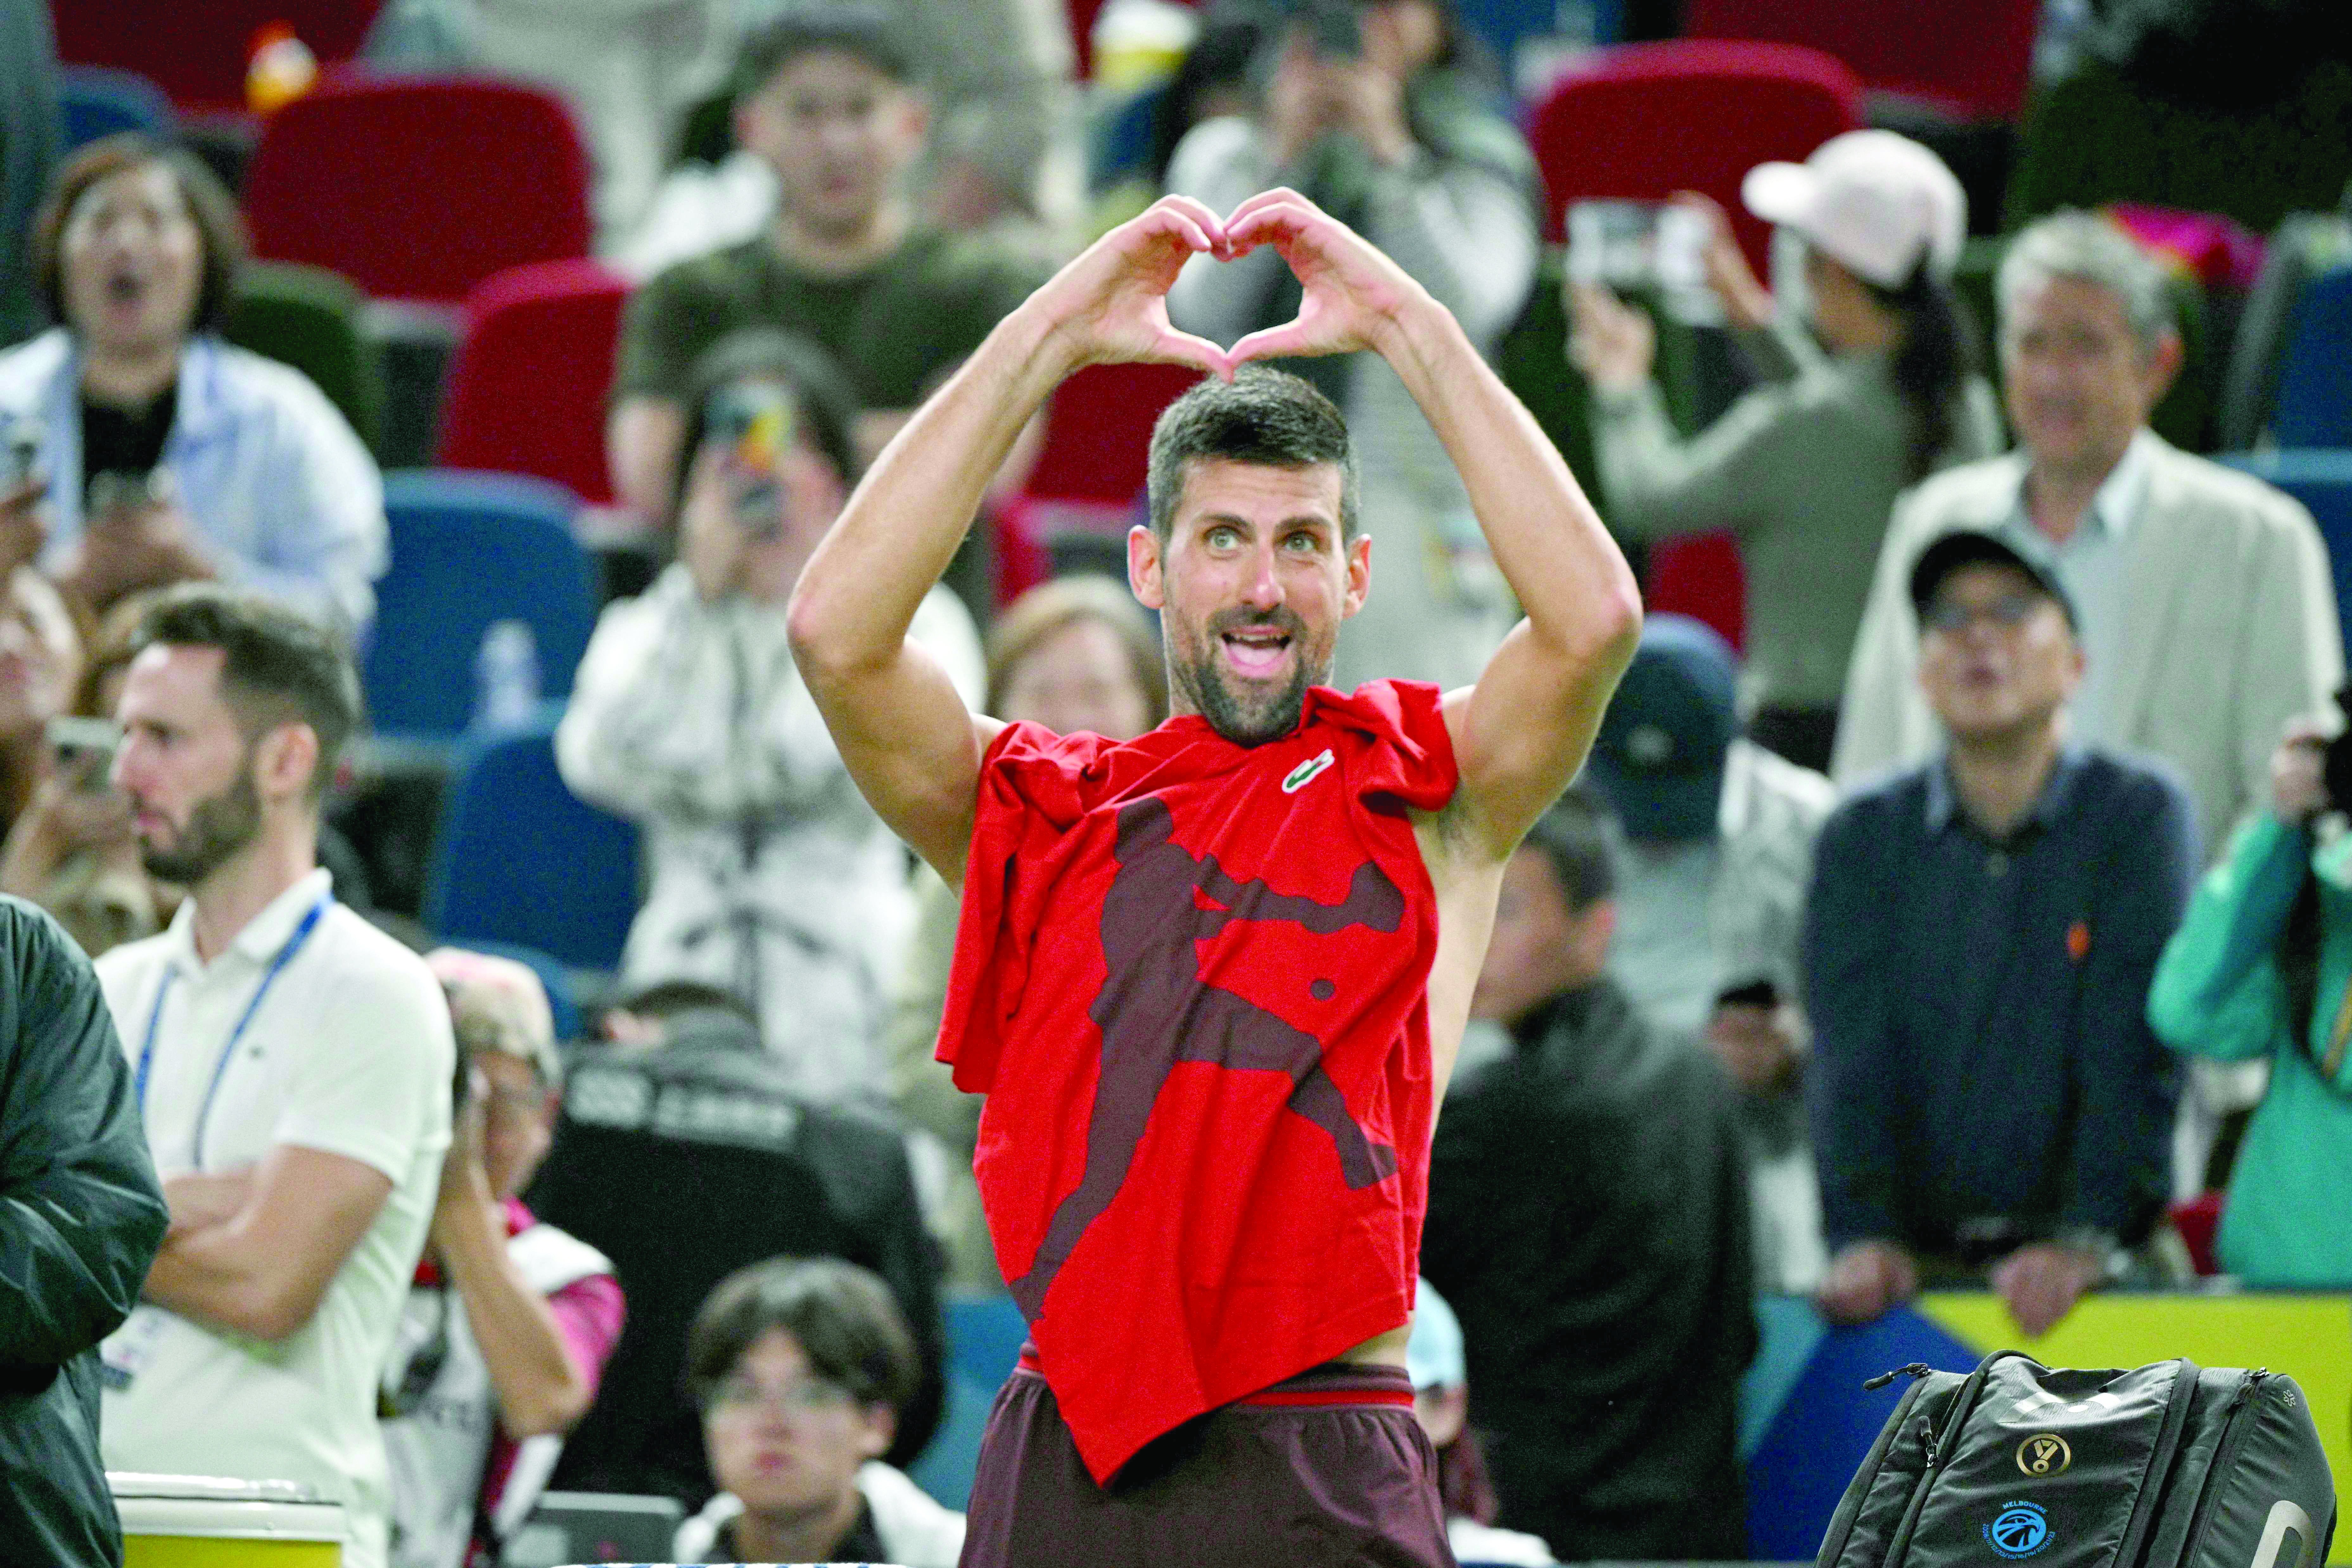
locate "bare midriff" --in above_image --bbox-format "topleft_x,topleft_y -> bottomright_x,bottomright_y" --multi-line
1340,1324 -> 1412,1368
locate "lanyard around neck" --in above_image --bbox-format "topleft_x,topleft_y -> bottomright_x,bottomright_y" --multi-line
137,892 -> 332,1171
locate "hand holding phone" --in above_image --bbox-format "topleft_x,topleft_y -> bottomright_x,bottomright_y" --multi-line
704,384 -> 796,542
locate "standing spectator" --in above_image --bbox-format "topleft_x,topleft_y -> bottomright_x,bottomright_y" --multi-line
561,330 -> 981,1101
0,136 -> 387,632
1164,0 -> 1541,690
1568,133 -> 2002,770
1835,210 -> 2342,862
1584,614 -> 1831,1293
1808,532 -> 2196,1336
0,0 -> 58,346
671,1258 -> 963,1567
2146,718 -> 2352,1286
606,9 -> 1048,528
382,949 -> 625,1568
0,895 -> 168,1566
94,587 -> 453,1568
1424,789 -> 1754,1563
1404,1280 -> 1557,1568
885,573 -> 1167,1290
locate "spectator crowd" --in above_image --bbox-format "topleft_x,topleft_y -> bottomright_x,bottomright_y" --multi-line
1,0 -> 2349,1565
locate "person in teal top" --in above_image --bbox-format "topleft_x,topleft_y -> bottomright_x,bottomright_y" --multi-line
2147,720 -> 2352,1286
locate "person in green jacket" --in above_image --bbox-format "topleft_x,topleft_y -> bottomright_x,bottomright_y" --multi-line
2147,718 -> 2352,1286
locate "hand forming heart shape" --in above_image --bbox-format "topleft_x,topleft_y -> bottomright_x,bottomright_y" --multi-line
1046,188 -> 1425,383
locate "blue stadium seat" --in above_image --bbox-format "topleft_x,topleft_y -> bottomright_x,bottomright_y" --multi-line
2216,448 -> 2352,632
424,703 -> 639,971
366,470 -> 599,743
2273,268 -> 2352,449
57,65 -> 175,154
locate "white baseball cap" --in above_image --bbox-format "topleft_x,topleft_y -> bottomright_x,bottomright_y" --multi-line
1741,130 -> 1967,290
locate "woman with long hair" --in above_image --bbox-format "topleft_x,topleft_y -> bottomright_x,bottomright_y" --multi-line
1570,130 -> 2002,772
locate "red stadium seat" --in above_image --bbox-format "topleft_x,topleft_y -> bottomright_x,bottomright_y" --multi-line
1526,40 -> 1862,276
244,73 -> 592,305
996,361 -> 1205,603
436,260 -> 627,506
1645,533 -> 1746,653
50,0 -> 384,116
1684,0 -> 2040,123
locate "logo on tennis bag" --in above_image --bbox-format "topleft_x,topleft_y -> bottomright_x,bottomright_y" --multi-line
1984,1502 -> 2052,1559
1811,1354 -> 2337,1568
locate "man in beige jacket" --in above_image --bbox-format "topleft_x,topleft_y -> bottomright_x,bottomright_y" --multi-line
1834,211 -> 2340,866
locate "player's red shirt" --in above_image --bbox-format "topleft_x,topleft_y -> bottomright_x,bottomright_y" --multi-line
938,679 -> 1458,1482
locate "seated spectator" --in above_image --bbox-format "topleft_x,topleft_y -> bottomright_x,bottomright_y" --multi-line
0,564 -> 85,831
1570,132 -> 2001,770
1837,211 -> 2342,861
1583,613 -> 1831,1293
559,329 -> 982,1103
1423,787 -> 1754,1563
886,572 -> 1167,1289
1165,0 -> 1540,690
527,1000 -> 944,1505
598,976 -> 760,1050
1,584 -> 168,957
1406,1279 -> 1556,1568
2146,717 -> 2352,1286
0,135 -> 385,631
607,9 -> 1048,528
616,0 -> 1080,277
1808,532 -> 2196,1335
382,949 -> 624,1568
1835,209 -> 2342,1198
671,1257 -> 963,1567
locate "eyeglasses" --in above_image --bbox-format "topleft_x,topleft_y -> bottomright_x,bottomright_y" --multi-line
705,1373 -> 860,1419
1922,592 -> 2046,635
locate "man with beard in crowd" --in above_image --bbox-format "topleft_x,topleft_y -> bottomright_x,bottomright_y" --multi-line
785,189 -> 1640,1567
92,586 -> 453,1568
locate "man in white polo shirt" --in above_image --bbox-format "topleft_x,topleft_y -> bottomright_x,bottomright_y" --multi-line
93,586 -> 453,1568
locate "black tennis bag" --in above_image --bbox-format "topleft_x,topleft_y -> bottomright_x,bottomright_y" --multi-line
1816,1352 -> 2336,1568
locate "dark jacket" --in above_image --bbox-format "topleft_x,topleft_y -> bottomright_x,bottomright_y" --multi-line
1803,749 -> 2194,1256
0,897 -> 169,1566
1423,979 -> 1754,1562
528,1011 -> 944,1501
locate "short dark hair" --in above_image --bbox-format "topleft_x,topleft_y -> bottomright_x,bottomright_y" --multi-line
129,586 -> 359,800
687,1257 -> 921,1412
673,328 -> 862,514
734,5 -> 916,98
1520,784 -> 1618,912
1145,366 -> 1358,542
34,133 -> 246,335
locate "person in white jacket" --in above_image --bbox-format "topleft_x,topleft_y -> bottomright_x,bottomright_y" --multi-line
671,1257 -> 963,1568
556,330 -> 980,1106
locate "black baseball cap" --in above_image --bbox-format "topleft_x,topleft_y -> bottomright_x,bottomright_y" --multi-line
1908,529 -> 2078,631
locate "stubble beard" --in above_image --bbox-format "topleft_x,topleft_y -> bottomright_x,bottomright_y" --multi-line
138,765 -> 264,886
1168,608 -> 1332,748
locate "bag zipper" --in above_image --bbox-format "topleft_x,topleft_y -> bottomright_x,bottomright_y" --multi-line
2172,1370 -> 2269,1568
1816,1369 -> 1936,1568
1883,1354 -> 2021,1568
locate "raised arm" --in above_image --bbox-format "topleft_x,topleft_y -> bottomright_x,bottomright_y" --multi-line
1223,190 -> 1642,863
787,197 -> 1232,886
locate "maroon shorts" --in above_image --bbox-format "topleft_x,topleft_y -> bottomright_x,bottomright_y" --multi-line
958,1352 -> 1456,1568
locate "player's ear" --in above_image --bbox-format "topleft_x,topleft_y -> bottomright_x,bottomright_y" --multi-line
1128,523 -> 1167,610
1340,530 -> 1371,620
